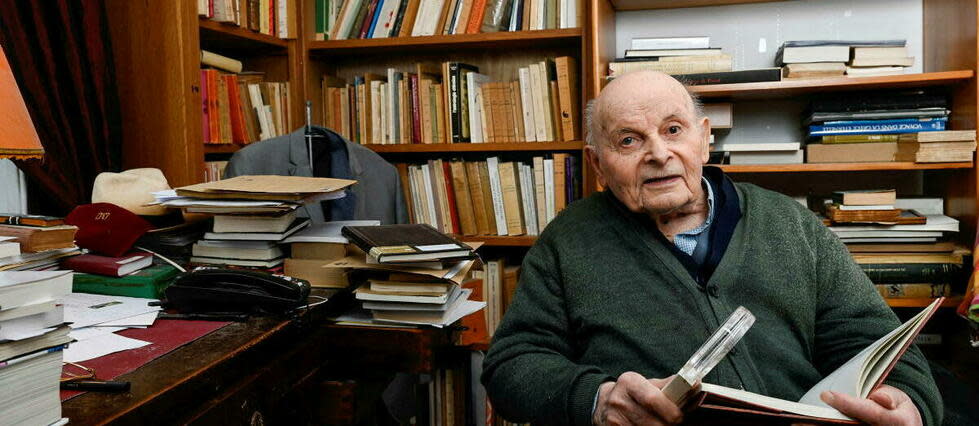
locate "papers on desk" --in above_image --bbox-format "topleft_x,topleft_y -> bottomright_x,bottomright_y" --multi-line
62,293 -> 161,329
63,332 -> 150,363
62,292 -> 160,362
282,220 -> 380,244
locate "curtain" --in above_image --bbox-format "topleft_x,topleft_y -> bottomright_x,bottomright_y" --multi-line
0,0 -> 122,215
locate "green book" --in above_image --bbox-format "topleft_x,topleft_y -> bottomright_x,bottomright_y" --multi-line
72,264 -> 180,299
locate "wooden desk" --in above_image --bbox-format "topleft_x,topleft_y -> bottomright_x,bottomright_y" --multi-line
62,299 -> 456,425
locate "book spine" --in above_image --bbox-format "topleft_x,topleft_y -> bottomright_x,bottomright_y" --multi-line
442,160 -> 461,235
876,283 -> 951,299
389,0 -> 410,36
859,263 -> 963,284
411,74 -> 422,144
810,119 -> 947,136
820,117 -> 949,127
676,68 -> 782,86
821,134 -> 900,144
366,0 -> 386,37
449,62 -> 462,143
486,157 -> 508,235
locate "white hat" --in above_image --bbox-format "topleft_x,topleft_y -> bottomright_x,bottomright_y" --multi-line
91,168 -> 171,216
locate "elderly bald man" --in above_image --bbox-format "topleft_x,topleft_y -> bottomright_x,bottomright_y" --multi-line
481,71 -> 942,426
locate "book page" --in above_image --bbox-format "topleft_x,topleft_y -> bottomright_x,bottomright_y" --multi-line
799,299 -> 940,406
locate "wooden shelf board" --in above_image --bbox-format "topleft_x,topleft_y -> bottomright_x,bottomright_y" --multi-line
690,70 -> 975,100
885,297 -> 963,308
203,144 -> 244,154
718,161 -> 974,173
199,18 -> 289,50
364,141 -> 584,153
308,28 -> 582,54
613,0 -> 785,11
458,235 -> 537,246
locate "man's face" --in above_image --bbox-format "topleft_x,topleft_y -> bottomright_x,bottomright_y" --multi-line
586,73 -> 711,216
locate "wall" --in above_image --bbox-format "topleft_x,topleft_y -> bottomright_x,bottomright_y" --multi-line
0,160 -> 27,214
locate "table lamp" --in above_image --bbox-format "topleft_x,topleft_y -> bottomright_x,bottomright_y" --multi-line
0,44 -> 43,160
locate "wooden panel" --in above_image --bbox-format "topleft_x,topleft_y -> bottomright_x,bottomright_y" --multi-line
107,0 -> 203,187
611,0 -> 784,11
924,0 -> 979,245
204,144 -> 244,154
584,0 -> 616,194
365,141 -> 584,153
720,162 -> 974,173
308,29 -> 582,54
690,70 -> 975,100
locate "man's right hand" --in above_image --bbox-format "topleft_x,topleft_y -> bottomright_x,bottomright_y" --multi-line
592,372 -> 685,426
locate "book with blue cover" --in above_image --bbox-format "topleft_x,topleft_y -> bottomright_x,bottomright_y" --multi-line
809,118 -> 947,136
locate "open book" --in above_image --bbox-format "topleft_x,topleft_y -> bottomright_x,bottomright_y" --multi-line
672,298 -> 943,424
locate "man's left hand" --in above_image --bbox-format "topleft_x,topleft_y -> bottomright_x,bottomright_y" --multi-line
820,385 -> 922,426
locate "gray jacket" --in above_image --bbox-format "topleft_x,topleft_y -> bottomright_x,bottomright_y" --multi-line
223,127 -> 408,225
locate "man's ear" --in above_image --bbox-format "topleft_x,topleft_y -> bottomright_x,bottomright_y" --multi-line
584,144 -> 606,188
699,116 -> 711,164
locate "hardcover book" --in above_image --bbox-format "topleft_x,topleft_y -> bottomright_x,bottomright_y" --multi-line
671,298 -> 943,424
61,252 -> 153,277
341,223 -> 475,263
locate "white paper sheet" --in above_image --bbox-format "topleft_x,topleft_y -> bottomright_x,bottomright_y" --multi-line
63,332 -> 150,363
68,326 -> 126,341
281,220 -> 380,244
93,311 -> 158,327
63,293 -> 161,329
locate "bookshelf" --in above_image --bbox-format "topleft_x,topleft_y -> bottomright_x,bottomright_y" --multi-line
301,0 -> 590,246
106,0 -> 303,187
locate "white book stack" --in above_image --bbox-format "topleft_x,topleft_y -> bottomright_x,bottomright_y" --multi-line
722,142 -> 803,165
0,270 -> 74,426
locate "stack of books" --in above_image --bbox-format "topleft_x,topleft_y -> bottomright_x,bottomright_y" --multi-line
827,209 -> 959,245
777,40 -> 912,79
323,57 -> 580,145
282,220 -> 379,289
327,224 -> 485,327
610,36 -> 731,78
0,270 -> 74,426
896,130 -> 977,163
62,251 -> 154,277
824,189 -> 903,224
156,176 -> 355,269
720,142 -> 803,165
804,91 -> 952,163
396,155 -> 580,237
314,0 -> 579,40
846,240 -> 968,301
0,214 -> 81,271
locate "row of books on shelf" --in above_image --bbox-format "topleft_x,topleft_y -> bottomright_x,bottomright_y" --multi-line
395,155 -> 579,237
204,160 -> 229,183
315,0 -> 579,41
200,69 -> 291,144
198,0 -> 297,39
322,57 -> 580,145
610,36 -> 917,83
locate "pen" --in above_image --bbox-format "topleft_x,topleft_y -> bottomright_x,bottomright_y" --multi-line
0,345 -> 67,368
60,380 -> 131,392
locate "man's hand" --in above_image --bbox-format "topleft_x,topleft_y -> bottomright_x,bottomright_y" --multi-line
820,385 -> 922,426
592,372 -> 684,426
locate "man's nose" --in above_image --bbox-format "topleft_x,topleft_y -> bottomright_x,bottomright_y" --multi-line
641,134 -> 671,164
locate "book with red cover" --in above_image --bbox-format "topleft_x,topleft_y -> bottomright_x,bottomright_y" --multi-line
62,252 -> 153,277
411,73 -> 422,144
457,278 -> 488,347
442,161 -> 461,235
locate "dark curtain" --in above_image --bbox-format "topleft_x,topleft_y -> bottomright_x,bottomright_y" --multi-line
0,0 -> 122,216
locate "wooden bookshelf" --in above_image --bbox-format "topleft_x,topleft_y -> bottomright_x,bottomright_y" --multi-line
364,141 -> 584,153
199,18 -> 289,49
719,161 -> 975,173
458,235 -> 537,247
307,28 -> 582,54
885,297 -> 963,309
690,70 -> 975,100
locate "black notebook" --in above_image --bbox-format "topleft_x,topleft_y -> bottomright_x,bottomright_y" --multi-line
341,224 -> 475,263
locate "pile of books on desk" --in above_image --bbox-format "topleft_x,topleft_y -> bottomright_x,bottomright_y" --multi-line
325,223 -> 485,327
155,175 -> 354,270
281,220 -> 379,289
0,270 -> 73,426
0,214 -> 80,271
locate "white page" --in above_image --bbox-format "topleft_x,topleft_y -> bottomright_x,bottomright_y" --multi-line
700,383 -> 852,421
93,311 -> 159,328
63,332 -> 150,363
62,293 -> 161,329
281,220 -> 380,243
68,326 -> 126,341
